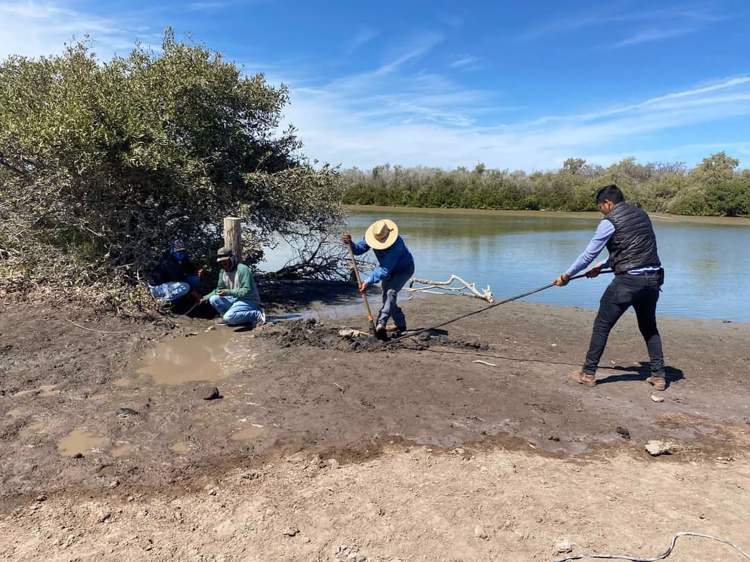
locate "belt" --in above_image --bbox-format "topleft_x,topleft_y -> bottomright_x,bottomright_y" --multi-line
616,267 -> 663,276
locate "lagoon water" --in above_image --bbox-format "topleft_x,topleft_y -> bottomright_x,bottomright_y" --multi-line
262,207 -> 750,323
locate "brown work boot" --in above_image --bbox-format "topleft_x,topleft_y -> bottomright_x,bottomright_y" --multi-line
568,371 -> 596,387
647,376 -> 667,391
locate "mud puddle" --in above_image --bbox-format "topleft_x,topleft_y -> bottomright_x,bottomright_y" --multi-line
57,429 -> 107,457
135,328 -> 258,385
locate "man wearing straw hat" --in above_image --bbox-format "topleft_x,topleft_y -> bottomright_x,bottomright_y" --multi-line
201,247 -> 265,327
342,219 -> 415,338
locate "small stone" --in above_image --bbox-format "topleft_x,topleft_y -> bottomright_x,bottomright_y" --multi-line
616,426 -> 631,440
72,453 -> 84,459
282,526 -> 299,537
127,496 -> 135,502
97,511 -> 112,523
548,435 -> 560,442
326,458 -> 339,470
555,540 -> 574,554
473,525 -> 488,539
645,440 -> 672,456
650,394 -> 664,403
196,386 -> 221,400
208,489 -> 217,496
109,480 -> 120,489
35,494 -> 47,502
117,407 -> 139,418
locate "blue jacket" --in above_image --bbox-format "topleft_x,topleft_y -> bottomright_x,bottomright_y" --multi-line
351,235 -> 415,285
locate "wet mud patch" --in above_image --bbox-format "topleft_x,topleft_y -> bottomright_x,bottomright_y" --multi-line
259,319 -> 489,352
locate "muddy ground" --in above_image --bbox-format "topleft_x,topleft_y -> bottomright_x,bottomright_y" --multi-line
1,285 -> 749,561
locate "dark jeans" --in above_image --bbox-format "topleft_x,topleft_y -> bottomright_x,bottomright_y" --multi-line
378,261 -> 415,329
583,272 -> 665,378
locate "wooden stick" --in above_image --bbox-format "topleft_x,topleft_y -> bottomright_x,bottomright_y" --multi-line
345,237 -> 376,333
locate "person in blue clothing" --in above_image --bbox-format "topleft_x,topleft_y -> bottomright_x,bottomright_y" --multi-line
147,239 -> 203,304
342,219 -> 415,339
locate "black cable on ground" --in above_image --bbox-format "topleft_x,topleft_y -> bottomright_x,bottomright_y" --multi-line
552,531 -> 750,562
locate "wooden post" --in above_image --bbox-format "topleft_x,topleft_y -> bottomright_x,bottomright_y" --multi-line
223,217 -> 242,259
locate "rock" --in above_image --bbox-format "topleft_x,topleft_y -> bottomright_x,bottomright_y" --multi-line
473,525 -> 488,539
72,453 -> 84,459
548,435 -> 560,442
650,394 -> 664,403
117,407 -> 139,418
97,511 -> 112,523
208,488 -> 217,496
109,480 -> 120,489
282,526 -> 299,537
326,458 -> 340,470
615,426 -> 631,440
645,440 -> 672,456
35,494 -> 47,502
195,386 -> 221,400
555,540 -> 574,554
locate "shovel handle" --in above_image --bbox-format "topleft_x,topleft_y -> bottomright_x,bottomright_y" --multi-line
345,235 -> 376,331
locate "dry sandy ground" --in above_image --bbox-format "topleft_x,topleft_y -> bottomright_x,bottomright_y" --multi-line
1,290 -> 749,561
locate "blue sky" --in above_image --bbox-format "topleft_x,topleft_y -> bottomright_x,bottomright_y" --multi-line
1,0 -> 749,170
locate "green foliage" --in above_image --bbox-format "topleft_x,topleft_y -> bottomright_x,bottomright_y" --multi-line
0,30 -> 342,300
341,154 -> 749,217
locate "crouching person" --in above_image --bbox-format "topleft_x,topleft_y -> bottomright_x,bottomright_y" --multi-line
202,247 -> 265,327
342,219 -> 415,338
148,239 -> 202,304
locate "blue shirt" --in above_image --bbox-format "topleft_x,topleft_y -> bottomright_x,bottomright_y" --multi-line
351,235 -> 415,285
565,220 -> 661,277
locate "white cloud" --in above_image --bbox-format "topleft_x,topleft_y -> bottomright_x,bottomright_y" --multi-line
0,1 -> 154,60
282,69 -> 750,170
449,55 -> 482,70
521,5 -> 725,48
345,27 -> 379,55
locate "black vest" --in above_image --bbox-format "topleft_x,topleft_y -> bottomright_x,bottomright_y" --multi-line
604,203 -> 661,274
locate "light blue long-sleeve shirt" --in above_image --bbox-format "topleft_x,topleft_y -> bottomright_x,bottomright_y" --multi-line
351,235 -> 415,285
565,220 -> 660,277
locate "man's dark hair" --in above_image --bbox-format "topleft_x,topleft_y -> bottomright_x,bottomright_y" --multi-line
596,184 -> 624,205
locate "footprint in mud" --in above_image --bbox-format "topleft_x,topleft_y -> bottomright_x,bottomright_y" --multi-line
111,443 -> 136,457
170,442 -> 190,454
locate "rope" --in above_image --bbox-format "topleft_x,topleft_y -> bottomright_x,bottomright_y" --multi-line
390,270 -> 612,345
553,531 -> 750,562
65,319 -> 131,335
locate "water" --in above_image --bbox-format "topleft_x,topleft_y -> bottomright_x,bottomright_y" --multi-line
57,429 -> 107,457
263,207 -> 750,322
136,329 -> 258,385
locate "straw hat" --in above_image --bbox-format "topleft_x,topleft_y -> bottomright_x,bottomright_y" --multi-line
365,219 -> 399,250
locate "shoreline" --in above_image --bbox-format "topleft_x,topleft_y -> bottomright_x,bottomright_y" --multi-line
2,293 -> 749,559
344,203 -> 750,227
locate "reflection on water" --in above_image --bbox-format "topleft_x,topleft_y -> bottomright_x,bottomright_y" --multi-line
263,208 -> 750,322
57,429 -> 107,456
136,329 -> 258,385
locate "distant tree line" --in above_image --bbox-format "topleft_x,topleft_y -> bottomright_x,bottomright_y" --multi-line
341,152 -> 750,217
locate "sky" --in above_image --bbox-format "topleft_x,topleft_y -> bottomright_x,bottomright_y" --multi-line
1,0 -> 749,171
